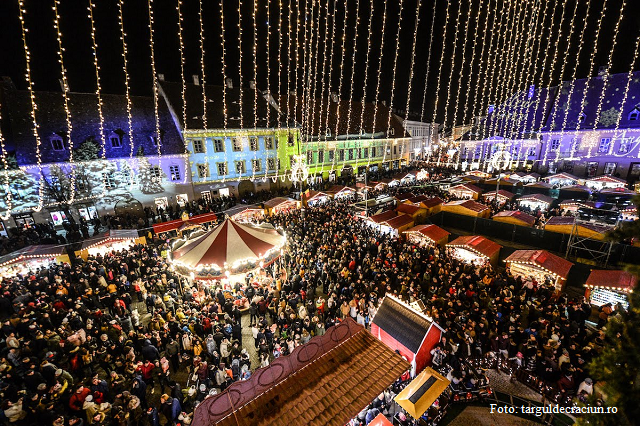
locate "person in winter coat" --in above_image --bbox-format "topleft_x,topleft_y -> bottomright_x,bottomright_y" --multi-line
69,386 -> 92,413
2,399 -> 26,423
160,394 -> 181,426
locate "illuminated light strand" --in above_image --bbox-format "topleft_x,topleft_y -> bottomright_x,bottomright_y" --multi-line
148,0 -> 162,186
372,0 -> 390,166
53,0 -> 76,203
88,0 -> 108,197
266,0 -> 271,129
587,0 -> 627,159
322,0 -> 338,144
218,0 -> 227,130
253,0 -> 258,130
17,1 -> 44,212
294,0 -> 302,139
332,0 -> 351,141
420,0 -> 437,125
440,0 -> 463,136
177,0 -> 188,134
238,0 -> 244,130
118,0 -> 137,188
285,0 -> 293,130
385,0 -> 405,139
307,0 -> 322,177
429,0 -> 451,163
546,0 -> 581,163
567,0 -> 610,160
462,0 -> 487,126
557,1 -> 592,161
276,0 -> 283,129
345,0 -> 362,139
359,0 -> 376,168
614,35 -> 640,157
303,0 -> 316,143
318,0 -> 336,178
309,0 -> 327,139
0,101 -> 12,220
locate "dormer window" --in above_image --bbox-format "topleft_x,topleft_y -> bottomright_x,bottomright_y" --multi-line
578,113 -> 586,124
629,107 -> 640,121
150,135 -> 160,146
109,133 -> 122,148
51,135 -> 64,151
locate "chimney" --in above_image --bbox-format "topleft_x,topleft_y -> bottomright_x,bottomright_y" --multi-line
192,75 -> 200,86
225,78 -> 233,89
249,80 -> 256,89
331,92 -> 339,103
158,74 -> 165,82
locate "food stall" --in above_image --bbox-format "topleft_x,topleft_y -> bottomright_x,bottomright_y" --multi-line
558,185 -> 592,201
301,190 -> 332,207
509,172 -> 540,184
378,215 -> 414,237
584,269 -> 636,310
620,206 -> 638,221
482,189 -> 515,206
153,212 -> 219,237
0,245 -> 69,279
326,185 -> 357,200
446,235 -> 502,266
76,229 -> 146,260
505,249 -> 573,291
263,197 -> 298,215
402,224 -> 450,247
465,170 -> 491,179
523,181 -> 552,196
448,183 -> 483,200
394,368 -> 451,422
517,193 -> 554,211
544,216 -> 613,240
225,204 -> 264,223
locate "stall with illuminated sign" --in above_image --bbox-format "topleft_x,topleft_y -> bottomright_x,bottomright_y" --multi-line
584,175 -> 627,191
225,204 -> 264,223
584,269 -> 636,310
326,185 -> 356,200
558,185 -> 591,201
76,229 -> 146,259
446,236 -> 502,266
517,193 -> 554,211
505,250 -> 573,291
523,181 -> 552,196
0,245 -> 70,279
544,172 -> 578,187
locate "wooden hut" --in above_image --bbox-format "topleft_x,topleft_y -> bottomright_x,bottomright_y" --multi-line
558,185 -> 592,200
584,175 -> 627,190
263,197 -> 298,215
406,196 -> 443,216
544,172 -> 579,187
585,270 -> 637,309
517,193 -> 554,211
448,183 -> 483,200
76,230 -> 146,260
505,250 -> 573,291
441,200 -> 491,218
0,245 -> 69,279
301,190 -> 332,207
523,181 -> 552,195
482,189 -> 516,206
396,203 -> 428,224
402,224 -> 450,247
492,210 -> 537,227
543,216 -> 613,240
446,235 -> 502,265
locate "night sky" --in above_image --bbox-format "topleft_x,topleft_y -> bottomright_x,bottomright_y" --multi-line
1,0 -> 640,128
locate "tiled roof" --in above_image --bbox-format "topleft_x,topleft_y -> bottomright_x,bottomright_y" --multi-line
586,270 -> 637,291
192,318 -> 410,426
493,210 -> 536,226
544,172 -> 579,182
370,210 -> 398,224
372,296 -> 434,353
395,193 -> 415,202
545,216 -> 576,227
505,249 -> 574,278
447,235 -> 502,259
403,224 -> 450,243
263,197 -> 296,208
483,189 -> 516,199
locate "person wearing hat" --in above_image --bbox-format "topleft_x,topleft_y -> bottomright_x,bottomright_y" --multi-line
160,393 -> 181,425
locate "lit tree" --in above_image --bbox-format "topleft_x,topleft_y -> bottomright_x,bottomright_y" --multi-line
74,139 -> 101,161
136,157 -> 164,194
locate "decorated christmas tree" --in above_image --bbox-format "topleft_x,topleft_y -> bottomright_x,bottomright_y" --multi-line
74,139 -> 101,161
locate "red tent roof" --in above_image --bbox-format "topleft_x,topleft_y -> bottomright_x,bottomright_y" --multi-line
403,224 -> 450,243
368,414 -> 393,426
586,270 -> 637,292
171,219 -> 284,270
505,250 -> 574,279
447,236 -> 502,259
493,210 -> 536,226
420,197 -> 444,208
545,172 -> 579,182
152,212 -> 218,234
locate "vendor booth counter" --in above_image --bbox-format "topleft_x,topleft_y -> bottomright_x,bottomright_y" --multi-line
0,245 -> 69,279
585,269 -> 636,310
446,236 -> 502,266
505,250 -> 573,291
75,229 -> 146,260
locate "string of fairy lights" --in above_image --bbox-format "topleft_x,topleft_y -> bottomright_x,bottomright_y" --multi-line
0,102 -> 12,221
372,0 -> 390,165
332,0 -> 350,142
420,0 -> 437,125
614,35 -> 640,158
385,0 -> 405,139
117,0 -> 136,188
345,0 -> 362,139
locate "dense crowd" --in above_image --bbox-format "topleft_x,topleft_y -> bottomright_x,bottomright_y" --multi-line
0,166 -> 615,426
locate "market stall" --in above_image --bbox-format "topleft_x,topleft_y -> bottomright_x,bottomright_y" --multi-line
464,170 -> 491,179
620,206 -> 638,221
326,185 -> 357,200
394,367 -> 451,421
152,212 -> 219,236
170,218 -> 285,280
301,190 -> 331,207
523,181 -> 552,195
544,216 -> 613,240
544,172 -> 579,187
584,269 -> 637,309
379,215 -> 415,237
396,203 -> 427,223
558,185 -> 591,201
448,183 -> 483,200
441,200 -> 491,218
517,193 -> 554,211
0,245 -> 69,279
492,210 -> 537,227
225,204 -> 264,223
509,172 -> 540,184
505,249 -> 574,291
584,175 -> 627,190
76,229 -> 145,260
446,235 -> 502,266
263,197 -> 298,215
402,224 -> 450,247
482,189 -> 515,206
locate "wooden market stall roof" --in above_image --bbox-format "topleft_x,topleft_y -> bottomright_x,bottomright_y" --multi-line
395,192 -> 416,202
505,250 -> 574,280
544,172 -> 579,183
403,224 -> 450,243
544,216 -> 613,239
372,296 -> 438,353
447,235 -> 502,259
518,193 -> 554,205
263,197 -> 297,208
585,270 -> 637,293
449,183 -> 483,194
524,181 -> 552,189
585,175 -> 627,186
492,210 -> 537,226
442,199 -> 490,214
302,190 -> 331,203
396,203 -> 422,215
79,229 -> 141,251
482,189 -> 516,200
369,210 -> 398,224
394,367 -> 451,420
419,197 -> 444,208
152,212 -> 218,234
0,244 -> 67,267
191,318 -> 410,426
326,185 -> 356,196
383,214 -> 414,230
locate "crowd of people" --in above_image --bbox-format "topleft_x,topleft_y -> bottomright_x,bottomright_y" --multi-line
0,164 -> 618,426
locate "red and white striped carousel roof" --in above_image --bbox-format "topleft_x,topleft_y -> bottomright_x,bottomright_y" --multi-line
171,219 -> 285,269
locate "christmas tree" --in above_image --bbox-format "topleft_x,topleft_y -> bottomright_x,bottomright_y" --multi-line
74,139 -> 101,161
137,157 -> 164,194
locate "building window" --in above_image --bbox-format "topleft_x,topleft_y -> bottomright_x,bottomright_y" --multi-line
265,137 -> 274,149
371,147 -> 376,157
363,147 -> 368,158
287,133 -> 296,146
386,146 -> 391,155
201,190 -> 212,201
232,138 -> 243,152
389,128 -> 395,136
249,137 -> 259,151
150,135 -> 160,146
598,138 -> 611,154
235,160 -> 246,174
197,164 -> 210,178
329,150 -> 335,161
252,159 -> 261,172
213,138 -> 225,152
109,134 -> 122,148
628,108 -> 639,121
358,148 -> 363,159
192,139 -> 205,153
462,147 -> 469,156
550,139 -> 560,150
348,149 -> 354,160
267,158 -> 276,170
475,146 -> 482,156
318,149 -> 324,163
103,172 -> 116,189
277,159 -> 281,170
393,145 -> 397,155
618,138 -> 632,154
51,136 -> 64,151
307,151 -> 314,164
169,165 -> 181,181
527,147 -> 536,157
216,162 -> 227,176
338,149 -> 345,161
290,156 -> 295,166
150,166 -> 162,181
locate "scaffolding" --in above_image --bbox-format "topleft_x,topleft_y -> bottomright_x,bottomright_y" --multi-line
565,220 -> 614,267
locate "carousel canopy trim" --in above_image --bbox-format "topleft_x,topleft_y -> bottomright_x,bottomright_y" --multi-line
518,193 -> 554,204
80,229 -> 140,251
585,270 -> 637,293
403,225 -> 450,243
446,236 -> 502,259
493,211 -> 536,226
0,244 -> 66,267
443,200 -> 490,213
394,368 -> 450,420
191,319 -> 410,426
505,250 -> 574,279
263,197 -> 296,208
172,218 -> 284,270
372,295 -> 439,353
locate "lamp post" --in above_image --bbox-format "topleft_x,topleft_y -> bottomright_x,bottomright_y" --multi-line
491,143 -> 512,208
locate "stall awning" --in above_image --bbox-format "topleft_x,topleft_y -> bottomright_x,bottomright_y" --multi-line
505,250 -> 574,279
191,319 -> 410,426
394,367 -> 450,420
447,235 -> 502,259
263,197 -> 296,208
586,270 -> 637,293
0,244 -> 66,267
80,230 -> 140,251
152,212 -> 218,234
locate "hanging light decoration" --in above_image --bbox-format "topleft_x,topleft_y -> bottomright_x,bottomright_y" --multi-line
252,0 -> 258,130
321,0 -> 338,147
238,0 -> 244,129
372,0 -> 389,166
117,0 -> 136,189
614,35 -> 640,158
0,102 -> 12,221
344,0 -> 362,137
147,0 -> 162,161
332,0 -> 351,141
462,0 -> 487,126
385,0 -> 405,137
420,0 -> 437,124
